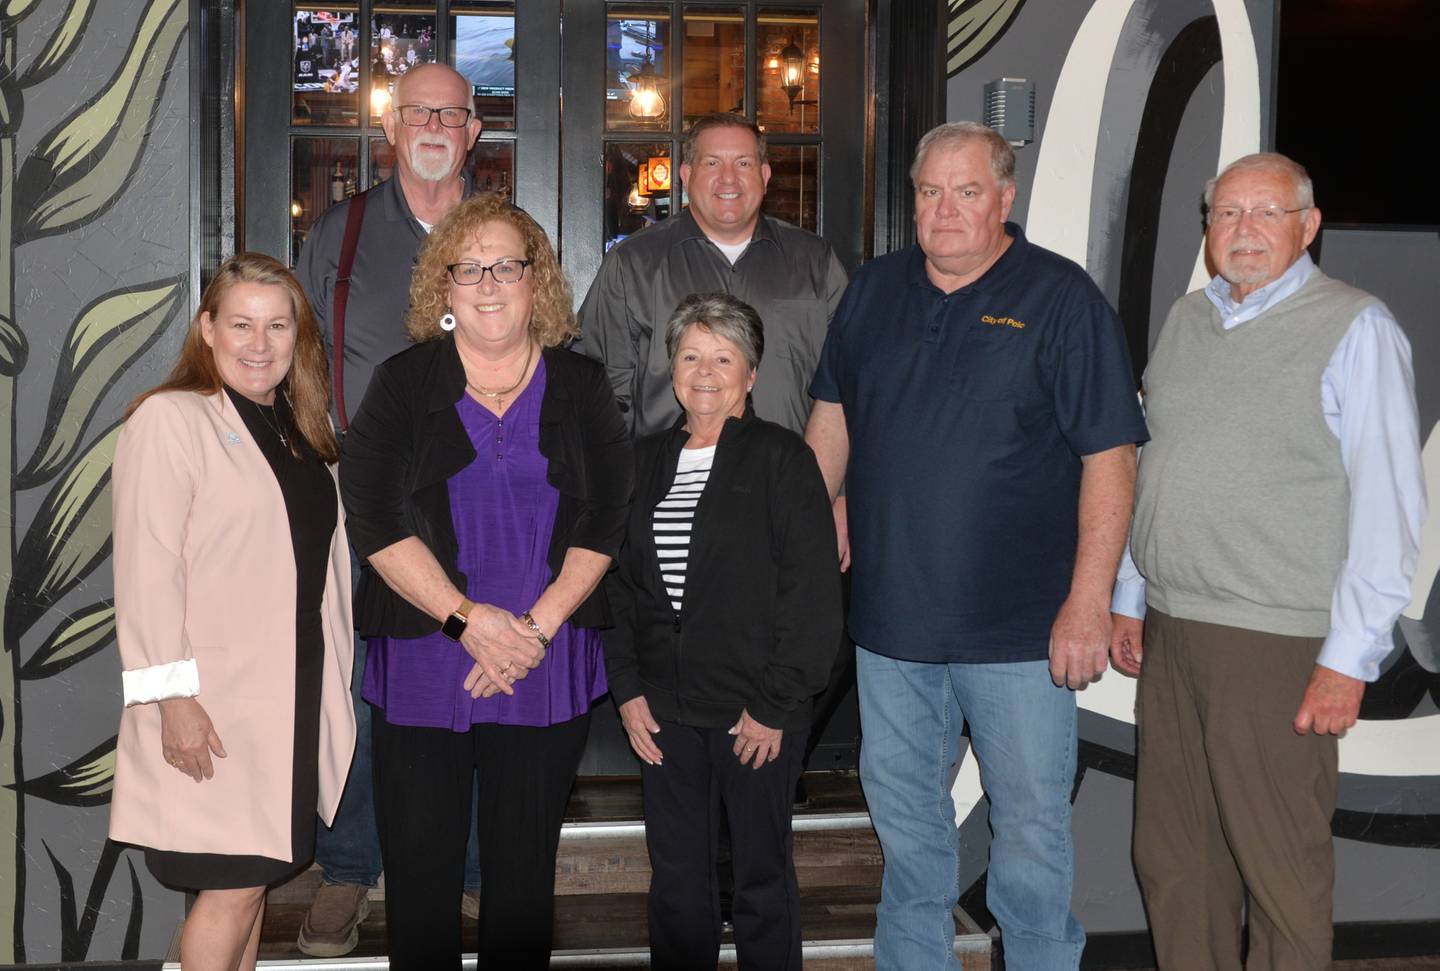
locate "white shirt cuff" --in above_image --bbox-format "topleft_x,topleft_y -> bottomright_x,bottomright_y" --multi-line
1316,628 -> 1387,683
122,658 -> 200,707
1111,578 -> 1147,619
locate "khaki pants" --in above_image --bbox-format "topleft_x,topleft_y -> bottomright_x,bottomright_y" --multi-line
1133,610 -> 1338,971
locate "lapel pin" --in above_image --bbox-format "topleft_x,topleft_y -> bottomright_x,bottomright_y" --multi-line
226,431 -> 242,446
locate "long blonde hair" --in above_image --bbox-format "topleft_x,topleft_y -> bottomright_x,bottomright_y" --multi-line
128,253 -> 339,462
406,195 -> 577,347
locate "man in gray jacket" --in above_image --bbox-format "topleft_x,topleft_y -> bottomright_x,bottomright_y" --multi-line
576,112 -> 848,440
1111,152 -> 1426,970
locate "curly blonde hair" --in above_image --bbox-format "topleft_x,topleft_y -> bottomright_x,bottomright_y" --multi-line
406,195 -> 577,347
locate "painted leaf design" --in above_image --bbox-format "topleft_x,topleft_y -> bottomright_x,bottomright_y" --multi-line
21,601 -> 115,680
17,279 -> 185,488
0,0 -> 44,20
15,0 -> 186,242
20,0 -> 97,88
4,423 -> 121,645
948,0 -> 1027,76
19,737 -> 116,807
0,313 -> 26,376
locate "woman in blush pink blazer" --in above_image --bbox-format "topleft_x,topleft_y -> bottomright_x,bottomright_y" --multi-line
108,253 -> 356,971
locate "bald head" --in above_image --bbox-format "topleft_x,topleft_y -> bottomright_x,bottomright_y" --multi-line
382,63 -> 481,186
394,62 -> 471,106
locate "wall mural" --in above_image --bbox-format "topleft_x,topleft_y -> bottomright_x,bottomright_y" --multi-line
948,0 -> 1440,931
0,0 -> 189,961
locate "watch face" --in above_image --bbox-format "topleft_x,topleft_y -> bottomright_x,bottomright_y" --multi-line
441,612 -> 467,641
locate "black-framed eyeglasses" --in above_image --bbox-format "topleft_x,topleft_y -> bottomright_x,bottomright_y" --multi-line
446,259 -> 532,286
1206,205 -> 1309,226
395,104 -> 474,128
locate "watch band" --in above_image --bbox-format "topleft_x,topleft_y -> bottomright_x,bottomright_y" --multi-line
441,599 -> 474,642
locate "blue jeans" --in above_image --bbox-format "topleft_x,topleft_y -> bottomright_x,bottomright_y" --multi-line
856,647 -> 1084,971
315,551 -> 482,890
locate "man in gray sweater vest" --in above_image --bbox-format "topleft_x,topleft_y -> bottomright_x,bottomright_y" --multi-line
1110,153 -> 1426,970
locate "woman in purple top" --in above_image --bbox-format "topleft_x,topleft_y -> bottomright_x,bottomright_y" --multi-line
339,195 -> 633,971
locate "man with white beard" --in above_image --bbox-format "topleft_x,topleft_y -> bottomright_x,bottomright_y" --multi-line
295,62 -> 483,957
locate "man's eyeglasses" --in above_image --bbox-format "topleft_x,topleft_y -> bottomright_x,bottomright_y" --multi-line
1207,205 -> 1308,227
395,104 -> 473,128
446,259 -> 531,286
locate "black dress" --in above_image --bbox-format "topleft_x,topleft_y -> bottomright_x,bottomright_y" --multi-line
145,387 -> 337,890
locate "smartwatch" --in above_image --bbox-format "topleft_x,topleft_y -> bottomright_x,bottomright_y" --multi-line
441,599 -> 474,641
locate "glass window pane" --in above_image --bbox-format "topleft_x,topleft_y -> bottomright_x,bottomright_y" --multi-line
292,137 -> 361,264
607,7 -> 672,132
681,9 -> 745,126
756,9 -> 819,135
293,8 -> 359,126
370,137 -> 515,196
470,141 -> 516,197
763,144 -> 818,232
450,3 -> 516,132
604,141 -> 673,252
371,4 -> 440,125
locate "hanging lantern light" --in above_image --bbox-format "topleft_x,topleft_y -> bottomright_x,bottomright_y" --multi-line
779,40 -> 805,110
628,57 -> 667,120
627,180 -> 650,212
628,22 -> 668,121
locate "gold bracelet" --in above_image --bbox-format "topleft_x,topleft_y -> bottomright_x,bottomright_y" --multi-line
519,611 -> 552,649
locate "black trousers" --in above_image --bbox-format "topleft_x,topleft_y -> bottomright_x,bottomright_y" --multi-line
642,720 -> 807,971
372,710 -> 591,971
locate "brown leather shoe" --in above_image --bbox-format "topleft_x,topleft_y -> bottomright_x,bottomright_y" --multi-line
297,882 -> 370,957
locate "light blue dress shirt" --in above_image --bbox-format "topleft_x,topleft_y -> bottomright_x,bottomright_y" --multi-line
1113,253 -> 1427,681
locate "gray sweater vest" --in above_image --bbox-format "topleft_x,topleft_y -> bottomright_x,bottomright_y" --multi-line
1132,269 -> 1378,637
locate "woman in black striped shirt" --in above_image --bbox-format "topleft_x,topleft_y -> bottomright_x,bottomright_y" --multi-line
603,293 -> 842,971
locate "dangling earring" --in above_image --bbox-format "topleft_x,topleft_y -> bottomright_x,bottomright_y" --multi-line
439,311 -> 457,332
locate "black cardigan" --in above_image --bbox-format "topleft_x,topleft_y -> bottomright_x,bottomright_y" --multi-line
339,339 -> 634,637
603,409 -> 842,731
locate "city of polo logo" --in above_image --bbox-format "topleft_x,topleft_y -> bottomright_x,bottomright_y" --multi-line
981,313 -> 1025,329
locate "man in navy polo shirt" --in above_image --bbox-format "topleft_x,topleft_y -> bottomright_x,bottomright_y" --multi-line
806,122 -> 1147,969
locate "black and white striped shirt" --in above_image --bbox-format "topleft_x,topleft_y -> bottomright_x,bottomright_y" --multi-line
652,445 -> 715,613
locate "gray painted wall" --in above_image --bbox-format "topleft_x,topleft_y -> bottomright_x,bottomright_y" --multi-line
2,0 -> 191,962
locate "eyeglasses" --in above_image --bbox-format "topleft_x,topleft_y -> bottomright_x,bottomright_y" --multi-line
1207,204 -> 1309,227
395,104 -> 473,128
446,259 -> 531,286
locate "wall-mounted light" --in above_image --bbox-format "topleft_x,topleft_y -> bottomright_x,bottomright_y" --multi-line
779,40 -> 805,110
290,199 -> 304,219
982,77 -> 1036,147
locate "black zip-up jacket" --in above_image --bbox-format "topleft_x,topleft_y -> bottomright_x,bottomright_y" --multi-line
340,338 -> 634,637
603,408 -> 842,731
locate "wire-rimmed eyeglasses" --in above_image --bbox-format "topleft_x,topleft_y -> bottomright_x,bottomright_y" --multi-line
1206,205 -> 1309,227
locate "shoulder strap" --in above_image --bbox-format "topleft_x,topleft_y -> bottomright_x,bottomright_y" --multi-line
331,189 -> 370,431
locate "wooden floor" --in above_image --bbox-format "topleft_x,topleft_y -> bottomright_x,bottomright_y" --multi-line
240,772 -> 993,968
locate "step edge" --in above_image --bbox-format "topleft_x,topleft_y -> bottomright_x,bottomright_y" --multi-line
561,811 -> 872,839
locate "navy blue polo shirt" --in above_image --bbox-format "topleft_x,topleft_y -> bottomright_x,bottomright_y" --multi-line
810,224 -> 1148,663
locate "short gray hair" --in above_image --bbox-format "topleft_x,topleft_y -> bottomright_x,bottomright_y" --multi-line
909,121 -> 1015,189
663,292 -> 764,372
1203,152 -> 1315,211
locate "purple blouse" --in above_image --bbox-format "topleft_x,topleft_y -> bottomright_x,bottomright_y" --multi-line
362,359 -> 608,730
